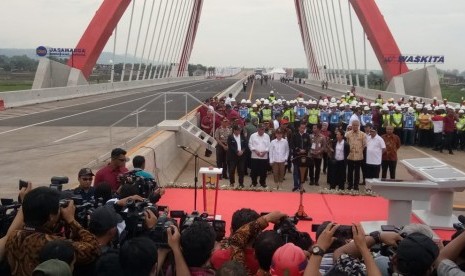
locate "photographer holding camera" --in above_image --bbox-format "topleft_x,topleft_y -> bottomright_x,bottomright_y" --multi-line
210,209 -> 287,274
5,186 -> 99,276
131,155 -> 165,204
0,181 -> 31,266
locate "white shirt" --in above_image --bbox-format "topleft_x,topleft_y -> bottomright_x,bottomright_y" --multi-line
249,132 -> 271,159
273,119 -> 280,130
366,134 -> 386,165
432,120 -> 444,133
335,140 -> 345,161
225,97 -> 233,106
233,134 -> 242,152
269,138 -> 289,163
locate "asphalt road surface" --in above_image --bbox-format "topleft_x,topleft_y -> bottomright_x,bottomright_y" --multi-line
0,79 -> 236,198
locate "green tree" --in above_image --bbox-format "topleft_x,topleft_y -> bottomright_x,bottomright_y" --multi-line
9,55 -> 38,71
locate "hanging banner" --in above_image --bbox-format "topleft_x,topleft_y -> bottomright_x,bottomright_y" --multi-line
36,46 -> 86,57
384,54 -> 444,64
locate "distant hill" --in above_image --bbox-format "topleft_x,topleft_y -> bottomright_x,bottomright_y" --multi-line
0,48 -> 160,65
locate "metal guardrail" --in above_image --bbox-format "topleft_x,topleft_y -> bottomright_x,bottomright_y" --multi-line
86,77 -> 246,169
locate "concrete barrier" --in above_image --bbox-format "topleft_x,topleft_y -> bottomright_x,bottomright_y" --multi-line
124,78 -> 246,186
124,114 -> 202,186
2,76 -> 206,109
86,77 -> 245,187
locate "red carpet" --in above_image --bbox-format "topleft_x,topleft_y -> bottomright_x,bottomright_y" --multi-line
158,188 -> 454,241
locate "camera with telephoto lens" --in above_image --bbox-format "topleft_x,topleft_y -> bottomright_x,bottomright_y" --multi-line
50,176 -> 69,192
122,198 -> 159,237
59,196 -> 104,228
149,212 -> 178,248
170,210 -> 226,242
0,199 -> 21,238
273,216 -> 300,243
118,171 -> 156,199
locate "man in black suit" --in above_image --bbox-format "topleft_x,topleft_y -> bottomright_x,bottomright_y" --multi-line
291,123 -> 311,191
227,125 -> 248,188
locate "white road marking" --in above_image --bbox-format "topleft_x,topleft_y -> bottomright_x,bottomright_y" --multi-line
129,109 -> 146,116
0,82 -> 218,136
410,145 -> 436,158
281,82 -> 318,100
53,130 -> 88,143
164,100 -> 173,104
0,80 -> 212,122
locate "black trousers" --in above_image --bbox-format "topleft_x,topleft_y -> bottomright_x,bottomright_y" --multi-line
381,160 -> 397,179
364,164 -> 380,179
347,160 -> 363,190
251,158 -> 268,186
443,132 -> 454,153
329,160 -> 346,190
228,156 -> 245,185
433,133 -> 443,150
216,146 -> 228,178
309,158 -> 322,183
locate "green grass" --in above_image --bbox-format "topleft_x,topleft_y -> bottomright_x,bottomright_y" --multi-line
441,85 -> 465,103
0,81 -> 32,92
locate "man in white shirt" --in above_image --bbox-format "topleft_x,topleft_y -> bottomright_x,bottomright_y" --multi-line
365,127 -> 386,179
249,123 -> 271,188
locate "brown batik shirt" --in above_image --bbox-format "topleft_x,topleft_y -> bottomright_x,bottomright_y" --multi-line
6,220 -> 99,276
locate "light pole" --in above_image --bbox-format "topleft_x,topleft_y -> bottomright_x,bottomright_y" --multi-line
110,59 -> 114,83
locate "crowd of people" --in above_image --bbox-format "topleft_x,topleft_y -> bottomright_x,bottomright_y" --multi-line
1,87 -> 465,275
197,89 -> 465,191
1,177 -> 464,276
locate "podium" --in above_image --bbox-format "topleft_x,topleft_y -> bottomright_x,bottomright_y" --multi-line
401,158 -> 465,229
199,167 -> 223,218
362,158 -> 465,233
364,178 -> 437,231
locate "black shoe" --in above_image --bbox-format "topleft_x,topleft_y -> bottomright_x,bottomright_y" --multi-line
261,184 -> 268,188
315,182 -> 319,186
449,151 -> 454,155
229,183 -> 235,187
250,183 -> 257,187
239,184 -> 244,188
292,187 -> 299,192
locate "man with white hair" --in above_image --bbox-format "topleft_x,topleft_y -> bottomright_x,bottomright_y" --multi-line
345,120 -> 366,190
